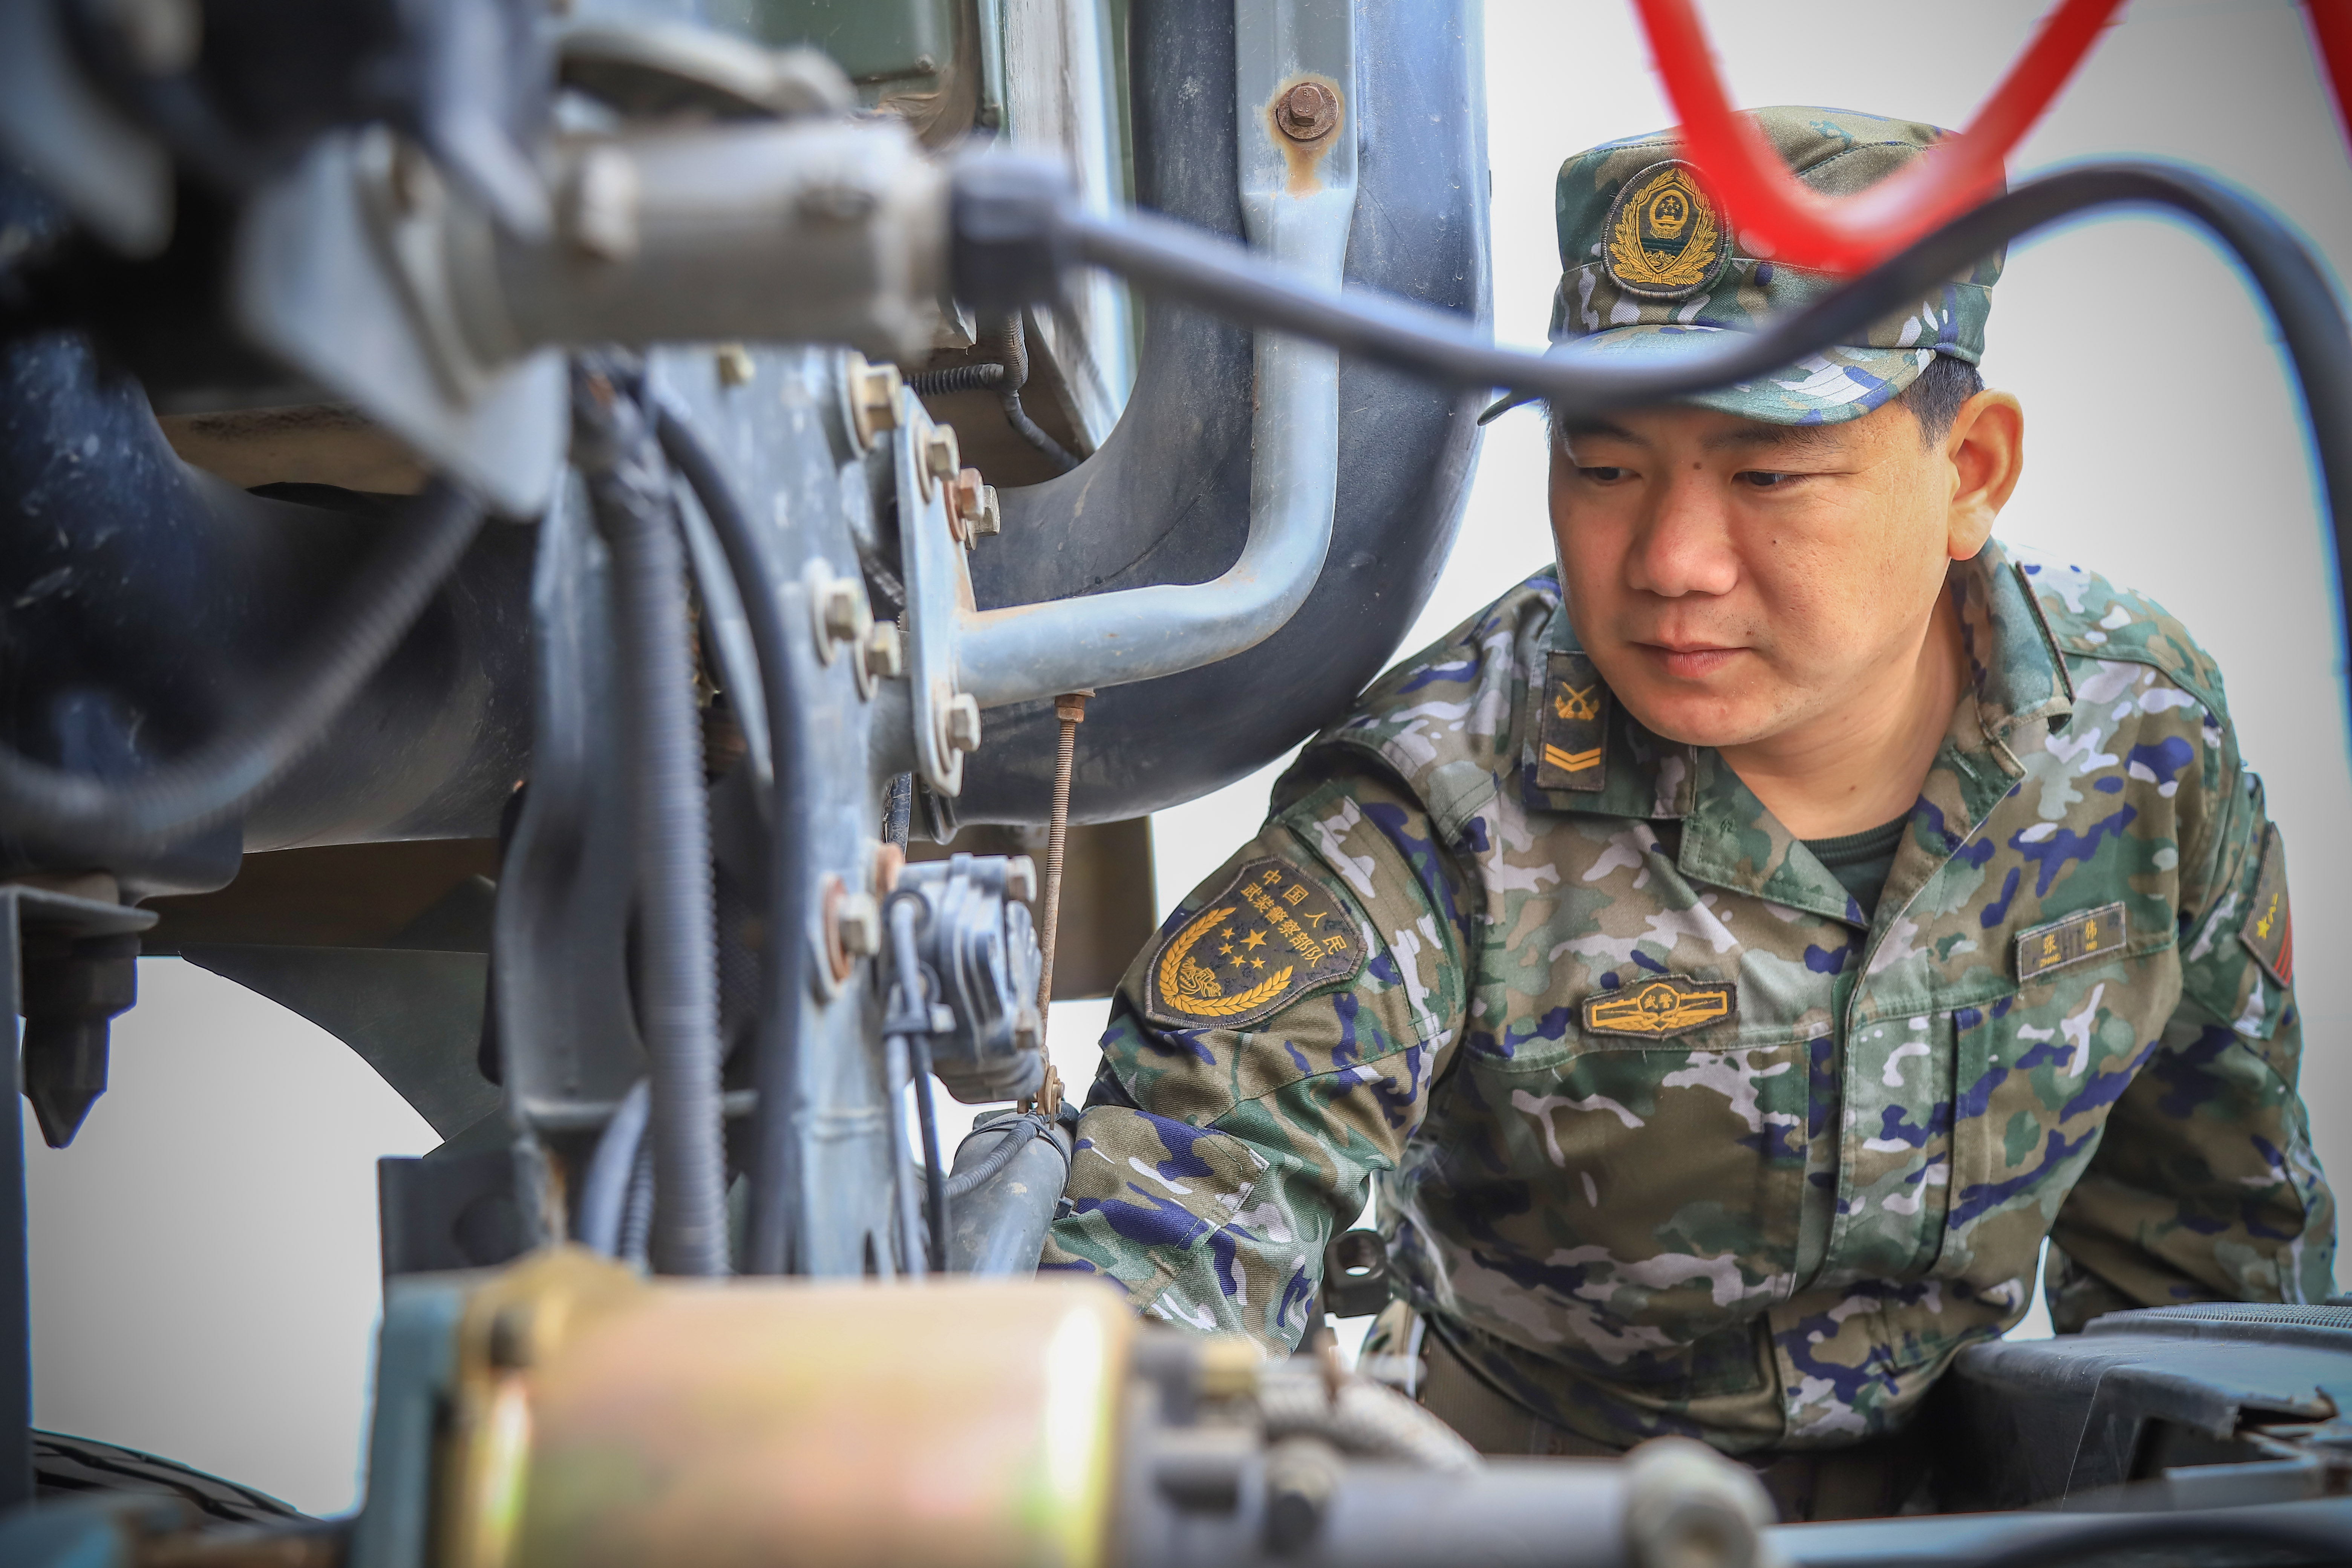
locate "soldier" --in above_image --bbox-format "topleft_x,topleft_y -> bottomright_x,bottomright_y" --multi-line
1041,107 -> 2335,1517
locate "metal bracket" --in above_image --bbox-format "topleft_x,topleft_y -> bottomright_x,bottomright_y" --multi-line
896,386 -> 979,797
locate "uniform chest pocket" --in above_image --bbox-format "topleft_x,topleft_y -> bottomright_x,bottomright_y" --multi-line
1449,1031 -> 1811,1334
1931,933 -> 2179,1281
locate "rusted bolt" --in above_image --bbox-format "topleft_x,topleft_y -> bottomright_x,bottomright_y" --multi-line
715,344 -> 755,388
1275,81 -> 1338,142
845,354 -> 902,447
942,693 -> 983,753
920,426 -> 962,496
862,621 -> 903,681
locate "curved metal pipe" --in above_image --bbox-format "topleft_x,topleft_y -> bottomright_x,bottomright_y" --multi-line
954,0 -> 1487,824
956,0 -> 1358,713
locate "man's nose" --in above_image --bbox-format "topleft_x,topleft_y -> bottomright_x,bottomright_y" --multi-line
1625,471 -> 1741,600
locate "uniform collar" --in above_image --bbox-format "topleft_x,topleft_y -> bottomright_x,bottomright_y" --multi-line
1528,541 -> 2074,925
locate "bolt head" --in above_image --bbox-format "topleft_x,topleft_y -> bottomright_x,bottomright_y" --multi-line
1275,80 -> 1339,142
845,354 -> 902,446
836,893 -> 883,956
943,693 -> 983,753
921,425 -> 962,487
1005,854 -> 1038,906
818,579 -> 869,644
715,344 -> 755,388
862,622 -> 904,680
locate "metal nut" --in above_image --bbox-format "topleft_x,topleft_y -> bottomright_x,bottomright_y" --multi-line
715,344 -> 755,388
862,621 -> 904,680
1274,80 -> 1340,142
920,426 -> 962,493
818,579 -> 869,646
845,354 -> 902,447
942,693 -> 983,753
835,892 -> 882,957
1005,854 -> 1037,906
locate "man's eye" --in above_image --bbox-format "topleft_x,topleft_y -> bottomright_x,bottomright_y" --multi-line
1736,469 -> 1801,488
1577,466 -> 1630,483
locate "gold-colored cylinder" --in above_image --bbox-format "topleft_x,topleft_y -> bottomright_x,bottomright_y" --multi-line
433,1250 -> 1133,1568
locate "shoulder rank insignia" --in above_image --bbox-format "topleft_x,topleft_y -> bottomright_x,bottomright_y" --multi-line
2015,901 -> 2127,982
1534,650 -> 1609,792
1144,857 -> 1364,1031
1602,160 -> 1729,301
2239,824 -> 2294,986
1582,975 -> 1736,1041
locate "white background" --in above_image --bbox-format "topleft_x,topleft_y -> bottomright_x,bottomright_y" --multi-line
25,0 -> 2351,1515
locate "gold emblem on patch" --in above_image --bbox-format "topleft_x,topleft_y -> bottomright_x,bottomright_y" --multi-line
1602,161 -> 1727,300
1583,976 -> 1736,1041
1145,858 -> 1364,1031
2015,901 -> 2128,982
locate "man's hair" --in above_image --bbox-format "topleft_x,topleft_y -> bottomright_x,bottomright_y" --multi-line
1902,353 -> 1985,445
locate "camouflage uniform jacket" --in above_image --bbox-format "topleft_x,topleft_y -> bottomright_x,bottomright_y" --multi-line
1041,540 -> 2336,1452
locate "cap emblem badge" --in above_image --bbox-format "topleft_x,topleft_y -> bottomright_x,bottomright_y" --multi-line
1603,161 -> 1726,300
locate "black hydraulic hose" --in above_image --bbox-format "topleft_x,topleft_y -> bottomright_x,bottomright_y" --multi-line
577,1076 -> 652,1259
0,478 -> 485,853
1051,163 -> 2352,716
942,1110 -> 1058,1202
651,401 -> 811,1277
572,360 -> 729,1279
908,1035 -> 948,1270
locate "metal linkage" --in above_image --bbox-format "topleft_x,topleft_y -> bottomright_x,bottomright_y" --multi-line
885,854 -> 1046,1107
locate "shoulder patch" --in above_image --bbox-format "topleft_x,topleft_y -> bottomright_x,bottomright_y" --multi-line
2015,901 -> 2127,983
2240,824 -> 2293,986
1534,651 -> 1610,792
1143,858 -> 1365,1031
1582,975 -> 1736,1041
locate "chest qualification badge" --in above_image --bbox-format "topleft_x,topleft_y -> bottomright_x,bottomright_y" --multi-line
1602,160 -> 1729,301
1583,975 -> 1737,1043
1145,857 -> 1365,1032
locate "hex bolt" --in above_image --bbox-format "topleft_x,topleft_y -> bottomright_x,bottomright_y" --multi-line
818,578 -> 869,646
715,344 -> 755,388
920,425 -> 962,495
1005,854 -> 1038,906
835,892 -> 883,957
845,354 -> 903,447
973,482 -> 1003,537
1274,80 -> 1339,142
942,693 -> 983,753
863,622 -> 904,680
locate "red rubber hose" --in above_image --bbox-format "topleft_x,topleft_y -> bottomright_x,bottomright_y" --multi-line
1630,0 -> 2122,272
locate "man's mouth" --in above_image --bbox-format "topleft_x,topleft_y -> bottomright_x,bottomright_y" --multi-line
1632,640 -> 1745,680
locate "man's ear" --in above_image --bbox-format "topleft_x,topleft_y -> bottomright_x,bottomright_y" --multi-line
1944,389 -> 2024,561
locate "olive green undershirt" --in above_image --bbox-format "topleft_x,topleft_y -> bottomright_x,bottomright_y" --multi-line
1801,812 -> 1911,920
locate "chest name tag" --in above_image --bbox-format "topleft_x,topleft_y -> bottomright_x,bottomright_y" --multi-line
1582,976 -> 1736,1041
2239,824 -> 2294,986
2015,901 -> 2127,982
1144,857 -> 1365,1031
1534,651 -> 1610,792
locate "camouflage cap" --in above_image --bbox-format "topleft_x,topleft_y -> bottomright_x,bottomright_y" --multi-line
1485,106 -> 2004,426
